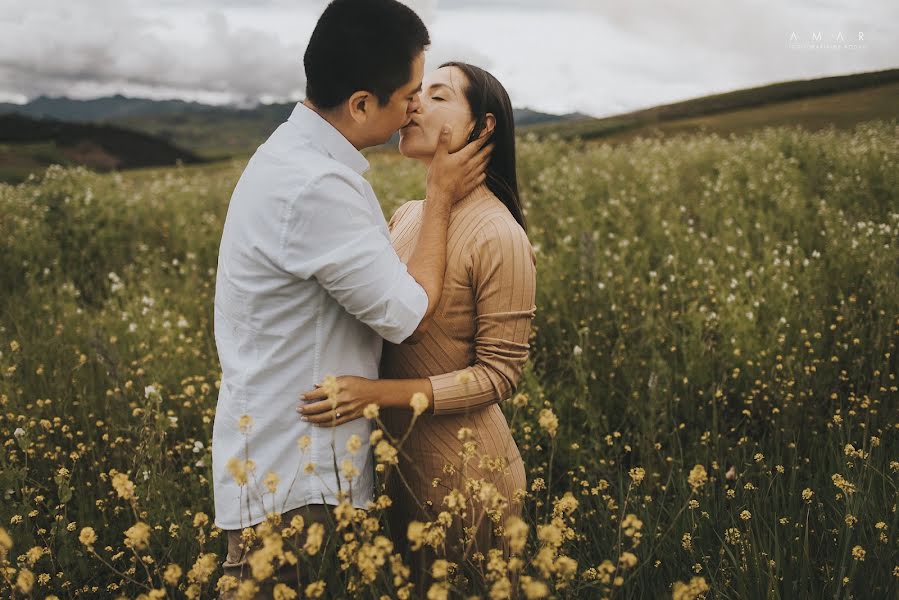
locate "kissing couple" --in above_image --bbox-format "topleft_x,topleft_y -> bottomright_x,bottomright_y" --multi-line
211,0 -> 537,597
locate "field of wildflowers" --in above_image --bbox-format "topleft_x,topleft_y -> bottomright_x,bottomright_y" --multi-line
0,121 -> 896,599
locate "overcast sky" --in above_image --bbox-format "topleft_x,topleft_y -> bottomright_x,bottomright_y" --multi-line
1,0 -> 896,116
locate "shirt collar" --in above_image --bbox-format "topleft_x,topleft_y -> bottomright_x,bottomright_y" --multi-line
287,102 -> 370,175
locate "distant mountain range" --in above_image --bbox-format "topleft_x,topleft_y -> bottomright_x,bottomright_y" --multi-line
0,95 -> 220,123
1,68 -> 897,184
0,95 -> 587,158
0,94 -> 587,126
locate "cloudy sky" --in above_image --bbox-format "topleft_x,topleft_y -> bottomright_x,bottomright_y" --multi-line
1,0 -> 896,116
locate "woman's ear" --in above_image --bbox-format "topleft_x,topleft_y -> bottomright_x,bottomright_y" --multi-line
346,91 -> 371,124
484,113 -> 496,136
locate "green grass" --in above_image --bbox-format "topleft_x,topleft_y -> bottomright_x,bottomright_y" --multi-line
0,142 -> 73,185
0,121 -> 896,599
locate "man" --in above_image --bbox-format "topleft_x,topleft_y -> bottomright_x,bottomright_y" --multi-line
211,0 -> 491,595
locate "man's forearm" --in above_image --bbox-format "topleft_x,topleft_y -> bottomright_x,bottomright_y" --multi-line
405,194 -> 451,322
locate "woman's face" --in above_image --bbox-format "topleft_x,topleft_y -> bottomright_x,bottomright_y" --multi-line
398,66 -> 476,161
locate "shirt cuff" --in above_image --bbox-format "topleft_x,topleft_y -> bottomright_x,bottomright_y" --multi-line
380,272 -> 428,345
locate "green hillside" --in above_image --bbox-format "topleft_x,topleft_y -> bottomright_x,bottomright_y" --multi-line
0,114 -> 202,184
111,103 -> 291,160
529,68 -> 899,142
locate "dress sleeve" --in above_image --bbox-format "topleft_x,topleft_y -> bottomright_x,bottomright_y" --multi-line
426,217 -> 537,416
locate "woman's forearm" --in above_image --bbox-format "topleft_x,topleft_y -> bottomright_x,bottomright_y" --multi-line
373,377 -> 434,411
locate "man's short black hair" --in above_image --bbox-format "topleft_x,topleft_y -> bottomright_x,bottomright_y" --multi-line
304,0 -> 430,110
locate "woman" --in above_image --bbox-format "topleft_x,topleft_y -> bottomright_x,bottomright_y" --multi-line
300,62 -> 535,574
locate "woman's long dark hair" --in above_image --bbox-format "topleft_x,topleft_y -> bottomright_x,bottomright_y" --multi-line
440,61 -> 526,232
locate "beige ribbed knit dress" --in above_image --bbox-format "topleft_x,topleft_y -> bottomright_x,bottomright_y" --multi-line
380,183 -> 536,566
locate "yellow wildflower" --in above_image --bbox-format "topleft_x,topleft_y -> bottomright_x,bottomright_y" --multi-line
410,392 -> 429,416
374,439 -> 398,464
304,523 -> 324,555
619,551 -> 638,569
25,546 -> 43,565
552,492 -> 578,517
538,408 -> 559,437
263,471 -> 279,493
341,458 -> 360,479
304,580 -> 326,598
687,465 -> 707,492
124,522 -> 151,551
431,559 -> 450,579
407,521 -> 426,551
227,457 -> 255,486
235,580 -> 259,599
555,555 -> 578,580
620,513 -> 643,547
363,403 -> 379,419
187,552 -> 219,584
520,576 -> 549,599
79,527 -> 97,548
504,516 -> 529,554
725,528 -> 740,545
455,370 -> 474,384
16,568 -> 34,594
427,581 -> 449,600
490,577 -> 512,599
163,563 -> 182,585
629,467 -> 645,485
832,473 -> 856,495
111,471 -> 136,500
237,414 -> 253,433
273,583 -> 297,600
672,576 -> 708,600
321,375 -> 340,399
537,523 -> 563,547
0,527 -> 12,556
346,434 -> 362,454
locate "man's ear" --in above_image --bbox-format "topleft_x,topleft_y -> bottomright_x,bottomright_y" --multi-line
484,113 -> 496,136
347,91 -> 372,124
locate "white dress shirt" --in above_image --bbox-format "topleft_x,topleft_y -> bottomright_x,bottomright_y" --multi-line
211,102 -> 428,530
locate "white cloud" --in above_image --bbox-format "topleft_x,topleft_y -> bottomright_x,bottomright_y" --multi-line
0,0 -> 311,104
425,0 -> 899,115
0,0 -> 895,114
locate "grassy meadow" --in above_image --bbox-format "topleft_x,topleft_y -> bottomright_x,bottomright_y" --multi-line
0,121 -> 897,599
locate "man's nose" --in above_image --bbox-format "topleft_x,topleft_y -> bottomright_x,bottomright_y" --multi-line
408,93 -> 422,113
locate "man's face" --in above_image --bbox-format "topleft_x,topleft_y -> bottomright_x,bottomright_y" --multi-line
365,51 -> 425,146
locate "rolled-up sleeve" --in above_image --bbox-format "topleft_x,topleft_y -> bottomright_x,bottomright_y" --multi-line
427,217 -> 537,415
281,173 -> 428,344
